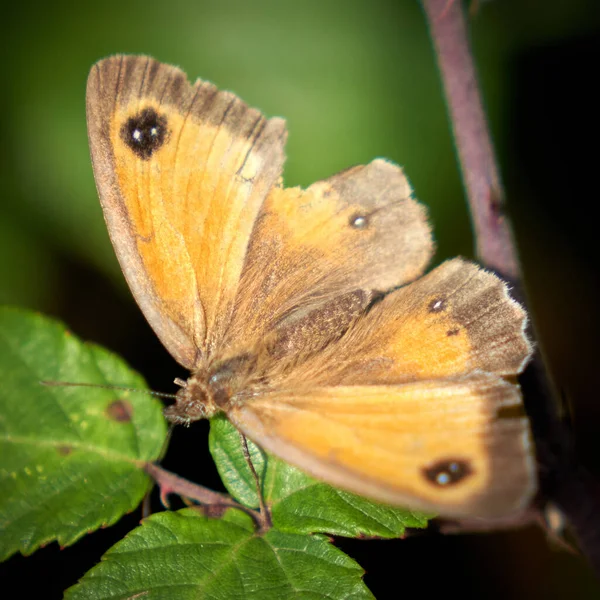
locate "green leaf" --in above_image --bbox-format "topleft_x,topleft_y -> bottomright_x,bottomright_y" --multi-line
0,307 -> 168,560
209,414 -> 267,508
209,417 -> 430,538
65,508 -> 374,600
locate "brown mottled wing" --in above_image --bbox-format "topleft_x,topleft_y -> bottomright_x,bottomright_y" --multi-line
287,258 -> 532,386
230,373 -> 536,517
86,55 -> 286,369
221,159 -> 434,356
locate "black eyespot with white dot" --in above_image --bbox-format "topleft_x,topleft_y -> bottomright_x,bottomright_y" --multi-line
428,297 -> 447,313
422,459 -> 473,487
120,107 -> 169,160
349,213 -> 369,229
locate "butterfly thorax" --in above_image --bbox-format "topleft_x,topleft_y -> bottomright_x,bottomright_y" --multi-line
164,354 -> 257,425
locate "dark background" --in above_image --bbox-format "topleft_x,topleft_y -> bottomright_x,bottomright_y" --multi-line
1,0 -> 600,597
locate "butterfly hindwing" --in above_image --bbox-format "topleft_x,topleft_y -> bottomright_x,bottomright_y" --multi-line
282,258 -> 532,386
230,373 -> 535,517
224,258 -> 536,517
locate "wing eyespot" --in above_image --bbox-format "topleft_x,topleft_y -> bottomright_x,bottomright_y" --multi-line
427,297 -> 447,313
422,459 -> 473,487
120,107 -> 170,160
349,213 -> 369,229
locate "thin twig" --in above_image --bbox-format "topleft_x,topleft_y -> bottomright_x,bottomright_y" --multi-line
144,462 -> 269,531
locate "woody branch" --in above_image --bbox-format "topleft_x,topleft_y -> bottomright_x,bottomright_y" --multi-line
420,0 -> 600,576
421,0 -> 518,279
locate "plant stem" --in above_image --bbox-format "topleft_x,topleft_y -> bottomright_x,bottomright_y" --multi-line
421,0 -> 518,279
421,0 -> 600,576
144,462 -> 270,532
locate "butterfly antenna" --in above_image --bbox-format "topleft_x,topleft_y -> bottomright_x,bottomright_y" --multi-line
40,380 -> 178,400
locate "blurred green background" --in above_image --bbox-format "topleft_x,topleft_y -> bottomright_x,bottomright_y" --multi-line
2,0 -> 600,597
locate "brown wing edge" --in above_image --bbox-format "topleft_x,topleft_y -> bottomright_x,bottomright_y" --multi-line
442,259 -> 534,376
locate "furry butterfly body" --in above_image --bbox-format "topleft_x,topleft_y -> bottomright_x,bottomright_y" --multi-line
87,55 -> 536,518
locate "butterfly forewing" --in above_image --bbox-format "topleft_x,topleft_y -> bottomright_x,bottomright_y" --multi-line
87,55 -> 286,368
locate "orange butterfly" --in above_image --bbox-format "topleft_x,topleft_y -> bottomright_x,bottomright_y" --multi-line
86,55 -> 536,518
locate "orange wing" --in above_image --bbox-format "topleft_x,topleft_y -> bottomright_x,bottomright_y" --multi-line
87,55 -> 286,369
230,373 -> 536,517
221,159 -> 434,356
283,258 -> 532,386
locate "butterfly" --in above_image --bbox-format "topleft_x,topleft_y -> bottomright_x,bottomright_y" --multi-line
86,54 -> 536,518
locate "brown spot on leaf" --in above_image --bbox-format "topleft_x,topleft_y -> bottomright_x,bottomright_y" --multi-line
57,445 -> 73,456
106,399 -> 133,422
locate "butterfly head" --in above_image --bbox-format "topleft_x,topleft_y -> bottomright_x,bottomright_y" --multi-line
164,354 -> 257,425
163,375 -> 213,425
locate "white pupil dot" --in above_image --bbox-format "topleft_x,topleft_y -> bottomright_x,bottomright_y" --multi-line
352,216 -> 366,227
433,300 -> 443,310
150,126 -> 158,137
132,129 -> 142,141
436,472 -> 450,485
